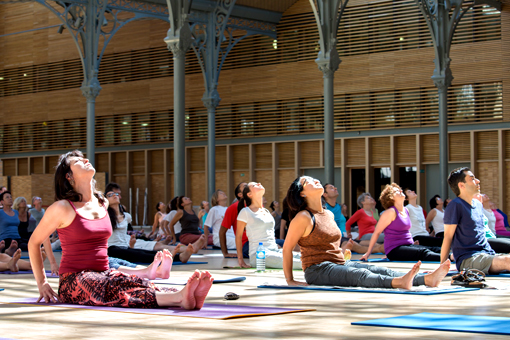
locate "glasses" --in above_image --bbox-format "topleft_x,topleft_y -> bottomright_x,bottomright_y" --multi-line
106,192 -> 120,198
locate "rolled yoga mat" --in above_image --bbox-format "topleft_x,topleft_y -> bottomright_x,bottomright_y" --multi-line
258,284 -> 479,295
152,276 -> 246,285
351,312 -> 510,336
0,297 -> 315,320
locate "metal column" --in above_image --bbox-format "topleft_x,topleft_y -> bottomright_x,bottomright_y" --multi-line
310,0 -> 348,185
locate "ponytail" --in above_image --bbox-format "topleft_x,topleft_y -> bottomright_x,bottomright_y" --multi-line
237,185 -> 252,214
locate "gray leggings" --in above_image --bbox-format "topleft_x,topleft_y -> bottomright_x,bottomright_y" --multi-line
304,261 -> 426,288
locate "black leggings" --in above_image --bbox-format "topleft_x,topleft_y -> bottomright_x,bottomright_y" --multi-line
413,235 -> 443,247
387,244 -> 442,262
487,238 -> 510,253
108,246 -> 181,264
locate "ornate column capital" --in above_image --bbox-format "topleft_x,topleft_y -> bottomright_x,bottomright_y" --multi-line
432,57 -> 453,92
202,89 -> 221,111
80,75 -> 102,101
165,22 -> 193,57
315,46 -> 341,79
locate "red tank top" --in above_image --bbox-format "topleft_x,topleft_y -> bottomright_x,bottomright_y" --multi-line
58,200 -> 112,275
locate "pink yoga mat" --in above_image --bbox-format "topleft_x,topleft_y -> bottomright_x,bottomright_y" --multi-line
0,298 -> 314,320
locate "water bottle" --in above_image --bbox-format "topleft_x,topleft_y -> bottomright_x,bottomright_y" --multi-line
256,242 -> 266,272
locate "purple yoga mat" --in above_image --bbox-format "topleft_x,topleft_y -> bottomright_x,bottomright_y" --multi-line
0,298 -> 314,319
0,270 -> 58,278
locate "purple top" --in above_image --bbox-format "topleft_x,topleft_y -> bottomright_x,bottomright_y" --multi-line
383,206 -> 414,255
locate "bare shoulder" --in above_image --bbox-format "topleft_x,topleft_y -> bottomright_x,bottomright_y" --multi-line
293,211 -> 314,226
324,209 -> 334,219
45,200 -> 76,228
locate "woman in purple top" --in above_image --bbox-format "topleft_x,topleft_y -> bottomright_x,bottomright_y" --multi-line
360,183 -> 442,262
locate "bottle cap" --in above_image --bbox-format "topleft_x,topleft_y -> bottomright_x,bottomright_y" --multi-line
259,242 -> 263,245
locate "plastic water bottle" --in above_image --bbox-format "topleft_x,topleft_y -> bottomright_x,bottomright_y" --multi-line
256,242 -> 266,272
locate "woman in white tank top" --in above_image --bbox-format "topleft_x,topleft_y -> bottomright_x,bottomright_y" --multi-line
425,195 -> 445,237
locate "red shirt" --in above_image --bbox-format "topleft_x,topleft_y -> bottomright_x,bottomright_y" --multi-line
345,209 -> 377,239
58,200 -> 111,275
221,201 -> 248,246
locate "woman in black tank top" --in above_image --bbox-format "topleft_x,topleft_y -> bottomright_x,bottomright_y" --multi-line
166,196 -> 212,247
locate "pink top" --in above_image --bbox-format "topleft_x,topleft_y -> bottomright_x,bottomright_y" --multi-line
345,209 -> 377,239
58,200 -> 112,275
493,209 -> 506,233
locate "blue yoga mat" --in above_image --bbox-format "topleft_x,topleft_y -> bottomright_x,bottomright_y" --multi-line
0,289 -> 4,291
258,285 -> 478,295
352,312 -> 510,335
351,258 -> 454,264
153,276 -> 246,285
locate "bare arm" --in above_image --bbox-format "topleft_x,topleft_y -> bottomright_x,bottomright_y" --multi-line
360,209 -> 394,261
441,224 -> 457,263
280,219 -> 287,240
150,212 -> 160,236
235,221 -> 250,268
219,226 -> 237,258
283,212 -> 312,286
28,201 -> 72,303
425,209 -> 437,233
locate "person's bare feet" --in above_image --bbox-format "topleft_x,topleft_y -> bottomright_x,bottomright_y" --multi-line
192,235 -> 206,253
129,234 -> 136,248
392,261 -> 421,290
145,251 -> 162,280
424,259 -> 451,287
7,248 -> 21,272
194,270 -> 213,309
0,240 -> 5,253
5,240 -> 18,257
156,249 -> 173,279
344,239 -> 354,251
180,270 -> 200,310
171,244 -> 181,257
155,235 -> 163,242
178,244 -> 194,264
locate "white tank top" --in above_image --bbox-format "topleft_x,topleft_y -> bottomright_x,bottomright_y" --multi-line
431,208 -> 444,234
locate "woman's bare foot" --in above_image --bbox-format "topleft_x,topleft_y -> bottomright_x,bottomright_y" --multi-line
180,271 -> 201,310
7,249 -> 21,272
392,261 -> 421,290
192,235 -> 206,253
424,259 -> 451,287
155,235 -> 163,242
5,240 -> 18,257
344,239 -> 354,251
194,271 -> 213,309
0,240 -> 5,253
144,252 -> 162,280
171,244 -> 181,257
156,249 -> 173,279
178,244 -> 194,264
129,234 -> 136,248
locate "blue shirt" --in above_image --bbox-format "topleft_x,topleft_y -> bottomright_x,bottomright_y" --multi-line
444,197 -> 495,271
0,209 -> 20,240
325,203 -> 346,235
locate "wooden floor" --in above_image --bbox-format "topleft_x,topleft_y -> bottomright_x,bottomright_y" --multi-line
1,248 -> 509,340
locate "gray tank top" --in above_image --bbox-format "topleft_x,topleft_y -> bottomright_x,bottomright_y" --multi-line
180,209 -> 201,235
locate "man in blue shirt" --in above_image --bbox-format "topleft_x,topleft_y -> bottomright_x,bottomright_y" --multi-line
322,183 -> 346,235
442,167 -> 510,274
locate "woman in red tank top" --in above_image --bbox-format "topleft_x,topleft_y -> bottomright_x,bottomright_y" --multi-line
28,150 -> 213,309
281,176 -> 451,290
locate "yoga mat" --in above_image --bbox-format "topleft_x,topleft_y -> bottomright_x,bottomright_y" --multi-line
351,312 -> 510,336
0,289 -> 4,291
152,276 -> 246,285
352,258 -> 454,264
0,297 -> 314,320
20,256 -> 29,259
445,270 -> 510,278
258,284 -> 479,295
0,270 -> 58,278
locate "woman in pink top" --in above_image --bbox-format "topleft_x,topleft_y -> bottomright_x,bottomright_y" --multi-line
492,203 -> 510,237
345,193 -> 384,248
28,150 -> 213,309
